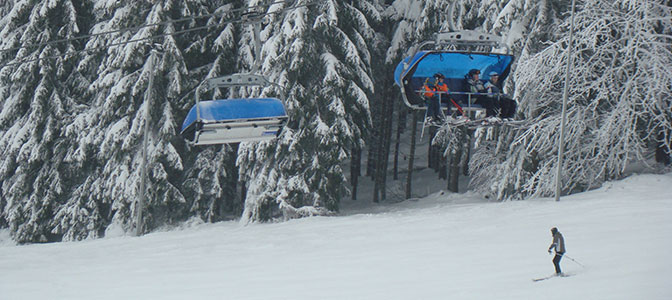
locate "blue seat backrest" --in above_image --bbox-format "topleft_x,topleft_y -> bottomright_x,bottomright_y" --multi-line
406,77 -> 427,106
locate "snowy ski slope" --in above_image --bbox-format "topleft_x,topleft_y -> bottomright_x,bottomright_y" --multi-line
1,173 -> 671,300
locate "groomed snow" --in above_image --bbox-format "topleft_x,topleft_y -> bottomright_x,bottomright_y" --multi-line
1,173 -> 671,300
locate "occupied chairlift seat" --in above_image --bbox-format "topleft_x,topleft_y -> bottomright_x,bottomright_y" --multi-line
394,50 -> 515,116
180,74 -> 288,145
394,27 -> 516,119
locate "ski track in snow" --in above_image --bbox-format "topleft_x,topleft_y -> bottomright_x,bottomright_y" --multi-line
0,173 -> 671,300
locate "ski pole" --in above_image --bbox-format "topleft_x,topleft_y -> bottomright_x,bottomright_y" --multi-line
561,254 -> 585,267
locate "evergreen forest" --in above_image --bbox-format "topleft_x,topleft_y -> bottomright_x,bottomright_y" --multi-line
0,0 -> 670,243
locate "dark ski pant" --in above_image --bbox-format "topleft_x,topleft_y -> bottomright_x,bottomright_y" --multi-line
475,96 -> 497,117
425,96 -> 441,120
486,95 -> 516,118
499,96 -> 516,118
553,253 -> 564,274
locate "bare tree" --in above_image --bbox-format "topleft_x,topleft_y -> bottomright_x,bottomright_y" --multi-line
471,0 -> 672,200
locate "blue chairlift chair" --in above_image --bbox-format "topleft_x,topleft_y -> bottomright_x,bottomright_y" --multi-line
394,50 -> 514,114
180,74 -> 288,145
394,9 -> 523,132
181,17 -> 288,145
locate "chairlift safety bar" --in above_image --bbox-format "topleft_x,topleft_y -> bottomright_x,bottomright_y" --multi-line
411,90 -> 506,112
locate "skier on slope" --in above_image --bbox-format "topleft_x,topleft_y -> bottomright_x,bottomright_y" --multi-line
548,227 -> 566,275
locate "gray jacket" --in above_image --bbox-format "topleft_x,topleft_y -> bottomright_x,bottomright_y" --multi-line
549,232 -> 566,253
467,78 -> 486,94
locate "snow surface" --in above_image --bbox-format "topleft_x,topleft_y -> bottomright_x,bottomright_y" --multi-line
1,173 -> 671,300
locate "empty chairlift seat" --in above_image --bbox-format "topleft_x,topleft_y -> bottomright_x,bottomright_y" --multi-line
181,98 -> 288,145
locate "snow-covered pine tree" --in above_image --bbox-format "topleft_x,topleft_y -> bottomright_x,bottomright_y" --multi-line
238,0 -> 374,222
55,0 -> 212,239
384,0 -> 444,73
0,1 -> 13,18
179,1 -> 243,223
471,0 -> 672,199
0,0 -> 92,243
353,1 -> 388,202
0,0 -> 14,233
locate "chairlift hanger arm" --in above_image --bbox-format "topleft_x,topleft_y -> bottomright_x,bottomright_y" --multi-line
240,10 -> 266,23
399,30 -> 507,85
204,73 -> 271,89
435,31 -> 508,52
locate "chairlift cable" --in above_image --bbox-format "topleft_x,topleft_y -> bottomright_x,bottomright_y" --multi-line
0,0 -> 322,68
2,19 -> 236,68
0,0 -> 300,55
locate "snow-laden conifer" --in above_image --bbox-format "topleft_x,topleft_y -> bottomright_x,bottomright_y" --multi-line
0,0 -> 85,242
62,0 -> 220,237
238,0 -> 375,222
0,0 -> 219,241
177,1 -> 242,224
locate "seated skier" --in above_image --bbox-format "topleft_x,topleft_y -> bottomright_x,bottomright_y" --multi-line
465,69 -> 498,118
421,73 -> 449,124
484,71 -> 517,119
433,73 -> 452,118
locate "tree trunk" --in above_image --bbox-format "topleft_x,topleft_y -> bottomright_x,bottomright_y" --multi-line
373,124 -> 383,203
447,127 -> 466,193
380,85 -> 395,202
393,103 -> 406,180
655,130 -> 671,165
463,132 -> 472,176
227,143 -> 241,218
428,126 -> 441,172
367,94 -> 381,179
367,85 -> 384,180
439,143 -> 447,180
406,110 -> 418,199
374,83 -> 395,202
351,147 -> 361,200
373,92 -> 386,203
447,151 -> 461,193
427,126 -> 434,169
239,180 -> 247,217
